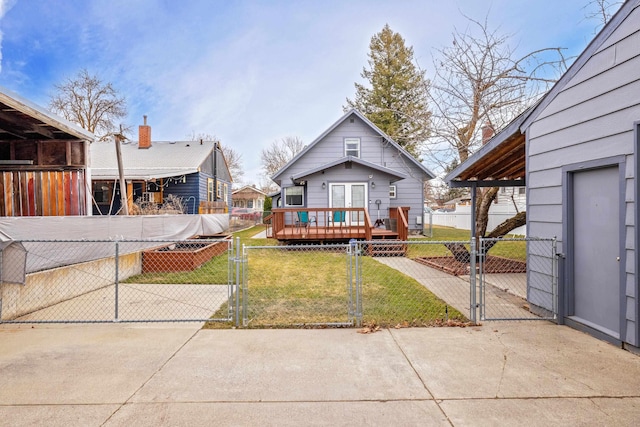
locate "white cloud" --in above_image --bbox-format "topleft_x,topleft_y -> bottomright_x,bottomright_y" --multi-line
0,0 -> 17,72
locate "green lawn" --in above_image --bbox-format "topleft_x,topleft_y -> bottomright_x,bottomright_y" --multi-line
125,224 -> 526,328
410,225 -> 527,261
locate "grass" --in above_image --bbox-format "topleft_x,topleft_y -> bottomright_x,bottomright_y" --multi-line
125,224 -> 528,328
205,247 -> 465,328
409,225 -> 527,261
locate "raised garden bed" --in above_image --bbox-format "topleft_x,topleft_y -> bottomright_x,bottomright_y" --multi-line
414,255 -> 526,276
142,235 -> 230,273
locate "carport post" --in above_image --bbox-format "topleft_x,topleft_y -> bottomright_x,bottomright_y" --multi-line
470,184 -> 477,324
470,239 -> 477,324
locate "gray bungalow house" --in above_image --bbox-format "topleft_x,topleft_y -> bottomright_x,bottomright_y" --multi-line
269,109 -> 434,243
91,118 -> 232,215
446,0 -> 640,352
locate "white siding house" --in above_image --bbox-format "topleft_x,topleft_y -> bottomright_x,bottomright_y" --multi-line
446,0 -> 640,352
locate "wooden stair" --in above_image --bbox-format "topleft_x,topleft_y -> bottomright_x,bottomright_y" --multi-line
367,239 -> 407,257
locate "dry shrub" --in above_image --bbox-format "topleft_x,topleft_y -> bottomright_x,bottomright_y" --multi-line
132,194 -> 185,215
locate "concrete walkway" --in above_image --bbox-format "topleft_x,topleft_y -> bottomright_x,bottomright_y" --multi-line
1,322 -> 639,426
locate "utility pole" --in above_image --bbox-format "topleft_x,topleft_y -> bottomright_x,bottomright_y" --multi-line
114,125 -> 129,215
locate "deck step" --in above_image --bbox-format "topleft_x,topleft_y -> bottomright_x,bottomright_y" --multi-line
368,240 -> 407,257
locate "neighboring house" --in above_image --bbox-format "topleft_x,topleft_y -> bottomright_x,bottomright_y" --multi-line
91,117 -> 232,215
269,109 -> 434,241
0,86 -> 95,216
446,0 -> 640,351
232,185 -> 267,211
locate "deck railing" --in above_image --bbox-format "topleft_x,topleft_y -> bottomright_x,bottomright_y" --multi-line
268,207 -> 409,242
268,207 -> 371,241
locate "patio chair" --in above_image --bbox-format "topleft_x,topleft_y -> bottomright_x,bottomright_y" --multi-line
296,211 -> 316,230
328,210 -> 346,228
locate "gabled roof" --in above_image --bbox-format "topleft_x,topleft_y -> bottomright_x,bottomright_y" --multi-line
91,140 -> 218,180
291,156 -> 407,182
232,185 -> 268,196
0,85 -> 94,142
271,109 -> 434,183
445,0 -> 639,188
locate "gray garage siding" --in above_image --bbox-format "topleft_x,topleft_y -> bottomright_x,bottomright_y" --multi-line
526,4 -> 639,345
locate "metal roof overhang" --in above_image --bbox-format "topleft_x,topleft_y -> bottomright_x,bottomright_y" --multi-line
0,86 -> 94,142
91,167 -> 198,181
444,110 -> 528,188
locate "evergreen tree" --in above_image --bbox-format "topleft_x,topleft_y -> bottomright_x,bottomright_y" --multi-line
345,24 -> 430,158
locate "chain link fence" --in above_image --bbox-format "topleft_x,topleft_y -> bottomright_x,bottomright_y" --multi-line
479,237 -> 557,321
0,238 -> 233,323
1,236 -> 557,326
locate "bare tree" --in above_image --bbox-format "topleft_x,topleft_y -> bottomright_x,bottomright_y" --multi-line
428,16 -> 568,239
187,131 -> 244,183
49,69 -> 127,139
261,136 -> 305,178
584,0 -> 624,31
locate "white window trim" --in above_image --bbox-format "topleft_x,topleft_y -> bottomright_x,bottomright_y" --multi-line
389,185 -> 397,199
284,186 -> 305,207
344,137 -> 360,157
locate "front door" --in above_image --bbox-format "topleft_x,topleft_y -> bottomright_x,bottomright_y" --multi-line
570,166 -> 620,338
330,183 -> 367,225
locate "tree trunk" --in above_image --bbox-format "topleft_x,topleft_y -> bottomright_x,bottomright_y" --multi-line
487,211 -> 526,238
443,200 -> 527,262
475,187 -> 498,238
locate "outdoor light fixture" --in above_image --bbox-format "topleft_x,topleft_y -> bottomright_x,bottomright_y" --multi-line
322,182 -> 326,189
371,181 -> 376,189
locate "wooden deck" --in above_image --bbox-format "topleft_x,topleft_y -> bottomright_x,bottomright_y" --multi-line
265,207 -> 409,243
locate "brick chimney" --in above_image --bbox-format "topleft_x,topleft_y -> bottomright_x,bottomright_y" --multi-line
481,121 -> 494,145
138,115 -> 151,149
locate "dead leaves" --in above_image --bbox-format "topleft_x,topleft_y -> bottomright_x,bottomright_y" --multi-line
358,321 -> 381,334
358,318 -> 477,333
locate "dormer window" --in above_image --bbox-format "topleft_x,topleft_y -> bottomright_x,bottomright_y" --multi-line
344,138 -> 360,157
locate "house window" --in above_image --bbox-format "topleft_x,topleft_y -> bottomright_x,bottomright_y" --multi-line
344,138 -> 360,157
518,187 -> 526,195
247,200 -> 254,209
207,178 -> 214,201
284,186 -> 304,206
389,185 -> 397,199
93,183 -> 111,204
216,182 -> 223,198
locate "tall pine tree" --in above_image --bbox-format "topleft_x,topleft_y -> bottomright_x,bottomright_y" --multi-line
345,24 -> 430,158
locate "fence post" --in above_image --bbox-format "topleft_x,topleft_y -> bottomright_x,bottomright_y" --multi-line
242,243 -> 248,327
235,237 -> 241,327
114,240 -> 119,322
354,240 -> 362,327
552,237 -> 558,321
470,239 -> 477,324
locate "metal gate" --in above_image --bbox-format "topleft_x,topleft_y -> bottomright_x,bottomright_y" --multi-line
0,238 -> 235,324
479,237 -> 557,321
240,243 -> 360,328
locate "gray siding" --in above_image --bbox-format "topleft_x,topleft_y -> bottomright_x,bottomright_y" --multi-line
278,115 -> 427,230
527,3 -> 640,345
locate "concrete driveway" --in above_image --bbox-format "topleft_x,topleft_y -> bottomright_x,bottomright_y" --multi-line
1,322 -> 639,426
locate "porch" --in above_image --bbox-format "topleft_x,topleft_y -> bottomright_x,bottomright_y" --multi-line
264,207 -> 409,243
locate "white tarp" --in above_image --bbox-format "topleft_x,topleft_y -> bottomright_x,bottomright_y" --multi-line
0,214 -> 229,241
0,215 -> 230,275
0,230 -> 27,285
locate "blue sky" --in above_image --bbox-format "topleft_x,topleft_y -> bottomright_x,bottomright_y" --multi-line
0,0 -> 608,186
